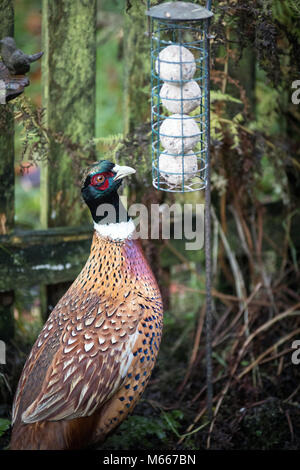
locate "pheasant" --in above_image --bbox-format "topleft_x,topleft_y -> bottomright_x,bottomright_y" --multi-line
10,161 -> 163,450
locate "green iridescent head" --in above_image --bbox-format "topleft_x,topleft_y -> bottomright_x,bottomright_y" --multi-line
81,160 -> 136,224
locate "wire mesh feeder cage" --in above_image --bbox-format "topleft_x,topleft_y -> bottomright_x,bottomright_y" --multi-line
147,1 -> 213,193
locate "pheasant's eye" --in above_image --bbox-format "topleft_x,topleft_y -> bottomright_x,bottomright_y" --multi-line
90,172 -> 114,191
95,175 -> 105,184
91,173 -> 105,186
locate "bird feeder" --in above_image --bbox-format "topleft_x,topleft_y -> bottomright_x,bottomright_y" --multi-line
146,0 -> 214,420
146,1 -> 213,193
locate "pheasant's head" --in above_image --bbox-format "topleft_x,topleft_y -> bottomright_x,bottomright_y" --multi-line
81,160 -> 136,224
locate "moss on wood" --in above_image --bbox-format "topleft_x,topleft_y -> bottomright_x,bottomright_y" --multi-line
41,0 -> 97,228
0,0 -> 14,341
0,226 -> 93,292
0,0 -> 14,234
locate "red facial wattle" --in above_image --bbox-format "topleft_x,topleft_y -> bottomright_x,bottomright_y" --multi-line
91,171 -> 114,191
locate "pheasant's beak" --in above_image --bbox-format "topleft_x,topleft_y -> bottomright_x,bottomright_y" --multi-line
113,165 -> 136,182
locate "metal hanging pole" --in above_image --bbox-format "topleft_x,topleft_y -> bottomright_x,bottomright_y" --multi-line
206,0 -> 212,10
205,0 -> 213,422
146,0 -> 214,422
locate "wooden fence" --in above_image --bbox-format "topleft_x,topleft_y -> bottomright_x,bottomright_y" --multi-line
0,0 -> 98,340
0,0 -> 176,343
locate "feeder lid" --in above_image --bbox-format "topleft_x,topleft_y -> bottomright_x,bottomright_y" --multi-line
146,1 -> 213,22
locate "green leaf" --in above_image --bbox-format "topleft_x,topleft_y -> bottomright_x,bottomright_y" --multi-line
211,90 -> 243,105
212,352 -> 227,368
0,419 -> 10,437
241,360 -> 249,366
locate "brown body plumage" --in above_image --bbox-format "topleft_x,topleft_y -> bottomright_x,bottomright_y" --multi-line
10,162 -> 163,450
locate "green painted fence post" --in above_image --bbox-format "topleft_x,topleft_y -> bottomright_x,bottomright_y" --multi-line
41,0 -> 97,317
41,0 -> 97,229
0,0 -> 15,342
123,0 -> 152,136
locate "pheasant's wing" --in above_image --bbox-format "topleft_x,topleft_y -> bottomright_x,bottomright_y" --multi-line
14,290 -> 143,424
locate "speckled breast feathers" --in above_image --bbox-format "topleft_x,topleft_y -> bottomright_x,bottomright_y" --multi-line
12,231 -> 163,443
